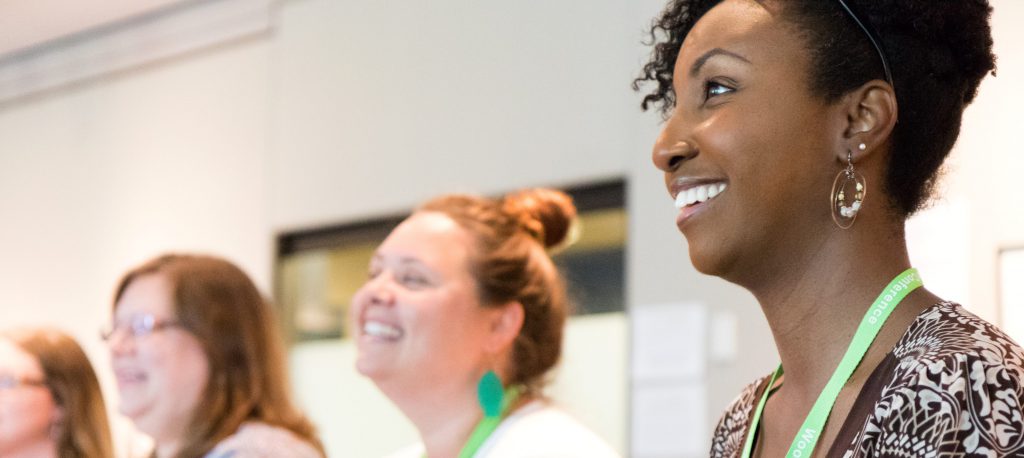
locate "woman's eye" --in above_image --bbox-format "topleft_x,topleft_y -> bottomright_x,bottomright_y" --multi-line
399,271 -> 430,288
703,81 -> 734,101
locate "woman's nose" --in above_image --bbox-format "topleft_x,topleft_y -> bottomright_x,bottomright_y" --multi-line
369,285 -> 395,306
652,121 -> 697,173
360,274 -> 396,307
106,328 -> 134,356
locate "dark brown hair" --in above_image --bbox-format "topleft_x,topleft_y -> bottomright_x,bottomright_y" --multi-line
419,188 -> 577,393
113,254 -> 324,458
4,327 -> 115,458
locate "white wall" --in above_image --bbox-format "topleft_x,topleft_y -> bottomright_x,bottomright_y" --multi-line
955,0 -> 1024,329
0,0 -> 1021,457
268,0 -> 655,229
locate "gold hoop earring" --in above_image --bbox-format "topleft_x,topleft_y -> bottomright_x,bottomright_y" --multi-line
831,144 -> 867,229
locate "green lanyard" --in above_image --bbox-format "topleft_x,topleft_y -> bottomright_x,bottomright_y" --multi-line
459,387 -> 520,458
419,388 -> 520,458
741,268 -> 923,458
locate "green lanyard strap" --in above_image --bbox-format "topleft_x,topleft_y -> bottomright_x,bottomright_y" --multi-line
741,268 -> 923,458
454,387 -> 521,458
459,416 -> 503,458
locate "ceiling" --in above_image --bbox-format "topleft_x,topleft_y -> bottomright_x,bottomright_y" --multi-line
0,0 -> 192,58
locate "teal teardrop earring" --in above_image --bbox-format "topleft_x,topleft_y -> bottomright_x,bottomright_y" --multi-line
477,370 -> 504,418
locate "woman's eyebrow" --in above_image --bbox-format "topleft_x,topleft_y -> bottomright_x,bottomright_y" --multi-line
690,48 -> 751,77
397,257 -> 423,265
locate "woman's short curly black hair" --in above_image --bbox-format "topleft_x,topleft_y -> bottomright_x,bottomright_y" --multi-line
634,0 -> 996,216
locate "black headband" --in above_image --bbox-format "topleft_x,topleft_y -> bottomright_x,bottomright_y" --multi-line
836,0 -> 895,88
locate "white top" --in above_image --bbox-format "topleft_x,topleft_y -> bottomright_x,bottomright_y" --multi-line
203,421 -> 322,458
388,400 -> 620,458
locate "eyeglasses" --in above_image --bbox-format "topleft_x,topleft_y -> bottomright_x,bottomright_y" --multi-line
100,314 -> 184,342
0,374 -> 47,391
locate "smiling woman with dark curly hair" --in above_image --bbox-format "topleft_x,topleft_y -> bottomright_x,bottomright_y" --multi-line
635,0 -> 1022,457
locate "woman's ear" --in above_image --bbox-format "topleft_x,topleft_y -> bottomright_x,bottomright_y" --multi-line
840,80 -> 897,163
484,302 -> 525,354
49,405 -> 66,440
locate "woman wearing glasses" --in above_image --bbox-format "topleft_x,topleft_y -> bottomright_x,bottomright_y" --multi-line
352,188 -> 618,457
636,0 -> 1022,456
105,254 -> 325,458
0,327 -> 114,458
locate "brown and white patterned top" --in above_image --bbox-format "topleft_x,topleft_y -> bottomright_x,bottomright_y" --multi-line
710,302 -> 1024,457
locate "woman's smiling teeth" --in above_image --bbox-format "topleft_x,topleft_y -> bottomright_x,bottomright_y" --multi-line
116,369 -> 146,384
675,182 -> 727,209
363,321 -> 404,340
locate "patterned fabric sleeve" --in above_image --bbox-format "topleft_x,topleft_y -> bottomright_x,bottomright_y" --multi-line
843,304 -> 1024,457
710,375 -> 769,458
